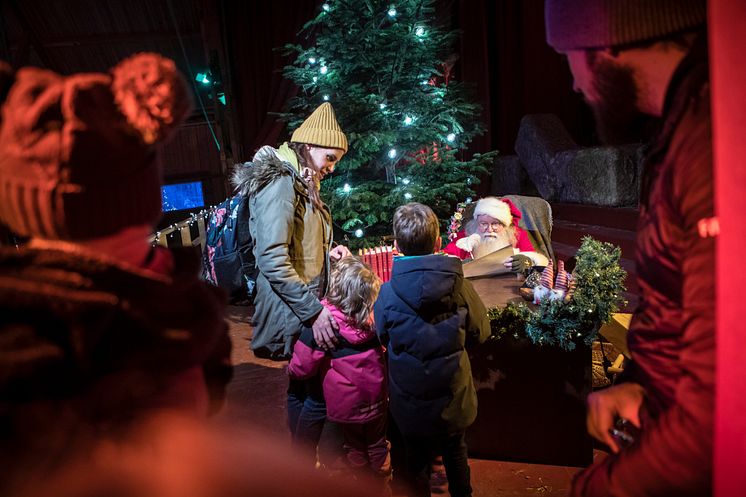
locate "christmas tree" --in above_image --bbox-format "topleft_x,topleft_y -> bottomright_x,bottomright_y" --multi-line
281,0 -> 496,245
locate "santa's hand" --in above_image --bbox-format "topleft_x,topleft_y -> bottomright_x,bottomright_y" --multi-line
456,233 -> 481,252
505,254 -> 532,274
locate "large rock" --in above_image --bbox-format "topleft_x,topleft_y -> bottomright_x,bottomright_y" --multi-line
491,155 -> 539,196
512,114 -> 644,207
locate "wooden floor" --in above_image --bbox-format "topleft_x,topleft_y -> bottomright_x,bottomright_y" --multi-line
216,305 -> 599,497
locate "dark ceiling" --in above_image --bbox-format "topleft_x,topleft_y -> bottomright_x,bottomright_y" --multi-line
1,0 -> 205,77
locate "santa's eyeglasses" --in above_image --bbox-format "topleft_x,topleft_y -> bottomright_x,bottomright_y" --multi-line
478,221 -> 506,230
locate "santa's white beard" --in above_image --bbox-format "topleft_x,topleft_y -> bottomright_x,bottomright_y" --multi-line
481,231 -> 511,245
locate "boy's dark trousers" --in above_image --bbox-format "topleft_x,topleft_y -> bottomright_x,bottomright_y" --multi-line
402,431 -> 471,497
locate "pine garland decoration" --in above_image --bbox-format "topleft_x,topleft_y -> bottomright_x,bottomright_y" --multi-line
488,237 -> 627,351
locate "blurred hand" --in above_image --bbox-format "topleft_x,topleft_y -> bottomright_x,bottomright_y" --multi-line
329,245 -> 352,262
311,306 -> 338,350
586,382 -> 645,453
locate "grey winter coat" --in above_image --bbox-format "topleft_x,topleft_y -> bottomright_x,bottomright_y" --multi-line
236,145 -> 332,358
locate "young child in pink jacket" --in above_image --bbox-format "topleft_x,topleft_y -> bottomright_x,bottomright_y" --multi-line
288,257 -> 390,483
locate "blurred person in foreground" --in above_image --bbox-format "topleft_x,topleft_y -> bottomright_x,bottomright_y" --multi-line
0,54 -> 232,495
11,411 -> 382,497
545,1 -> 714,495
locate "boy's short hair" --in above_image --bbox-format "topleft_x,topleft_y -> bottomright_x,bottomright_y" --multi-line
393,202 -> 439,256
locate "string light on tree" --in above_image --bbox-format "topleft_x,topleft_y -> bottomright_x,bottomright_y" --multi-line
404,192 -> 413,200
320,65 -> 328,74
313,76 -> 318,83
343,183 -> 352,193
379,103 -> 387,109
402,178 -> 410,185
355,228 -> 364,238
403,116 -> 413,125
322,3 -> 330,11
323,94 -> 330,101
309,57 -> 316,64
415,26 -> 425,37
388,6 -> 397,17
447,133 -> 456,142
388,148 -> 397,159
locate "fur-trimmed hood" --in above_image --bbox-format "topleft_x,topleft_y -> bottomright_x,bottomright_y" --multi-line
231,145 -> 303,197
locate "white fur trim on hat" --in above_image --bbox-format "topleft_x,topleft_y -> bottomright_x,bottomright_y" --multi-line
474,197 -> 512,227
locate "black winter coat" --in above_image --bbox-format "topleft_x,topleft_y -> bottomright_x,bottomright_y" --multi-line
374,254 -> 490,437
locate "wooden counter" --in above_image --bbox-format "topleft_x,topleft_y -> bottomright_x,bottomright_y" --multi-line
466,273 -> 593,467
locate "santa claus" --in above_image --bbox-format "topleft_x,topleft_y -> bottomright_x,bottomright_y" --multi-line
443,196 -> 549,272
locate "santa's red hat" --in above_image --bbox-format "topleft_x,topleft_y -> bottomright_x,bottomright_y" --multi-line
473,197 -> 513,227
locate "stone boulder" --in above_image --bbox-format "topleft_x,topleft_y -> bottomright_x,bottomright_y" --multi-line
499,114 -> 644,207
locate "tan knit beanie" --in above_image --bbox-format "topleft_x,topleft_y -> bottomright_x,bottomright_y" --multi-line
545,0 -> 706,51
290,102 -> 348,152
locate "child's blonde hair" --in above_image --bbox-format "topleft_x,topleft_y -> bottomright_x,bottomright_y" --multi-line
325,257 -> 381,330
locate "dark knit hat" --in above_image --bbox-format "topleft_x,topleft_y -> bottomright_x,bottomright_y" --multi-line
0,53 -> 191,240
545,0 -> 707,51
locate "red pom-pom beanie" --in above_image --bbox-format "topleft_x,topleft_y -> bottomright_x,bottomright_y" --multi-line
0,53 -> 191,240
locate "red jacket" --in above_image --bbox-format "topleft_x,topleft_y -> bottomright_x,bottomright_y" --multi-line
572,34 -> 714,497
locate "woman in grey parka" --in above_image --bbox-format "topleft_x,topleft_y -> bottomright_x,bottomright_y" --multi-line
232,103 -> 350,458
232,102 -> 350,360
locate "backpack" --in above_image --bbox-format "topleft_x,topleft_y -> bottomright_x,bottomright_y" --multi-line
202,193 -> 257,304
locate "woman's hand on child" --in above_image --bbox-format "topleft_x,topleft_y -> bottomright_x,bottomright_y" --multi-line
312,306 -> 339,350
